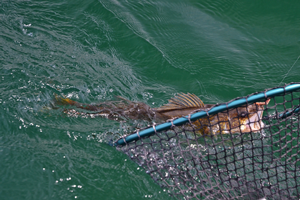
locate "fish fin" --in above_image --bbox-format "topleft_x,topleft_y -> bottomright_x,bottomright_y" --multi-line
53,94 -> 102,111
156,93 -> 204,111
54,94 -> 76,105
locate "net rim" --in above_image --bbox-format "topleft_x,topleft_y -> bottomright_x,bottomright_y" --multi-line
114,82 -> 300,146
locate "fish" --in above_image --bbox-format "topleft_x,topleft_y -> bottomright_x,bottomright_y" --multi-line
54,93 -> 270,135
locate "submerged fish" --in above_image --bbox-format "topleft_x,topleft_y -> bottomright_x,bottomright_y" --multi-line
54,93 -> 270,135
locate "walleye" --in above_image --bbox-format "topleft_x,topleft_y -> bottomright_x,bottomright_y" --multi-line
54,93 -> 270,135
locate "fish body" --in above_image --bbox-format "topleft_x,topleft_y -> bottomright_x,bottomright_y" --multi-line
54,93 -> 269,135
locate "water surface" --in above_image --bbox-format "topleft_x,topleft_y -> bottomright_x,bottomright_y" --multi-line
1,0 -> 299,199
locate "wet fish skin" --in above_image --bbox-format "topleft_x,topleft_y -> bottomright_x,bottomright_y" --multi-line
194,100 -> 270,135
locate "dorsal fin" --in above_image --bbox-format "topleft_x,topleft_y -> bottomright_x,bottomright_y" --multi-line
156,93 -> 204,111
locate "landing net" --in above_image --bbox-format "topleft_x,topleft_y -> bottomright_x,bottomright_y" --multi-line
114,83 -> 300,200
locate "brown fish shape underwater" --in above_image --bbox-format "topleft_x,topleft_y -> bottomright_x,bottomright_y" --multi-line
54,93 -> 270,135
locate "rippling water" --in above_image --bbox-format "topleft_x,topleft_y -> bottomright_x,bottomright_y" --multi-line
1,0 -> 299,199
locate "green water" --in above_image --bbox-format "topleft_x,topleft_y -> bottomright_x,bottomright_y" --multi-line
0,0 -> 299,199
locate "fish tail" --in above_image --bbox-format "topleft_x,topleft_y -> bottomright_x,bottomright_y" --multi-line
54,94 -> 77,106
53,94 -> 107,112
53,94 -> 156,121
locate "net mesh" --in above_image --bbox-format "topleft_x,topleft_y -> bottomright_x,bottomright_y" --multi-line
115,83 -> 300,200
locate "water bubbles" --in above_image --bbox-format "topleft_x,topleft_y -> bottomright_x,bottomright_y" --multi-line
66,93 -> 73,98
67,131 -> 71,138
142,92 -> 153,100
20,22 -> 32,38
19,118 -> 24,123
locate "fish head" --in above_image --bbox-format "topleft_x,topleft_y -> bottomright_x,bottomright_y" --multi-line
225,99 -> 270,134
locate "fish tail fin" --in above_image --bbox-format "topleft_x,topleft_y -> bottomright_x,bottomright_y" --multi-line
53,94 -> 108,112
54,94 -> 77,106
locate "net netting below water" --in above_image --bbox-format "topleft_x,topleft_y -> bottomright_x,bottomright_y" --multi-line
115,83 -> 300,200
